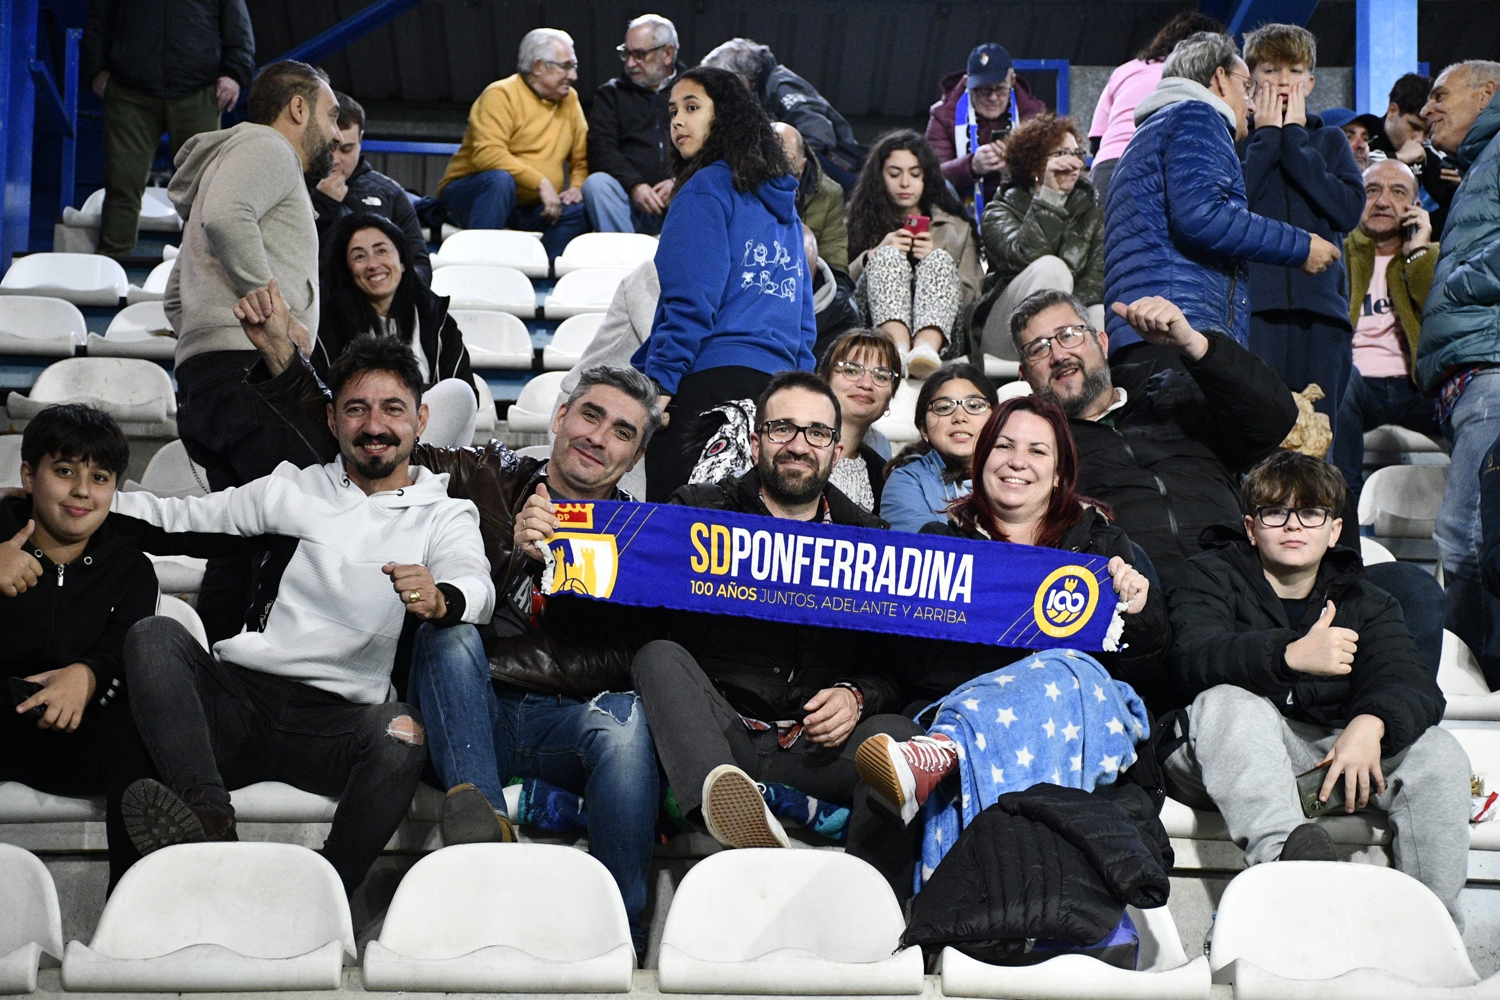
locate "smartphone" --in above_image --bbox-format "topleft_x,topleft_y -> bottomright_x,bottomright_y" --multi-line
903,214 -> 931,235
1296,762 -> 1347,818
1405,223 -> 1419,243
9,677 -> 44,718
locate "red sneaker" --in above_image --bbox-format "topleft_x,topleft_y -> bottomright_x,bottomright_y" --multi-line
856,734 -> 957,825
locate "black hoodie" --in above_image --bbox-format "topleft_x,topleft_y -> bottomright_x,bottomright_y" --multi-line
1168,523 -> 1444,755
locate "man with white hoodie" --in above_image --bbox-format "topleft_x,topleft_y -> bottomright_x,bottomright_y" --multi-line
115,334 -> 494,895
166,58 -> 343,645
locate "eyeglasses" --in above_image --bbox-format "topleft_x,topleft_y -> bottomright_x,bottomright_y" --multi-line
1228,71 -> 1255,99
617,42 -> 668,62
1254,506 -> 1333,528
542,60 -> 579,72
927,396 -> 992,417
1048,147 -> 1083,161
970,84 -> 1010,100
759,419 -> 839,449
831,360 -> 897,387
1019,325 -> 1092,361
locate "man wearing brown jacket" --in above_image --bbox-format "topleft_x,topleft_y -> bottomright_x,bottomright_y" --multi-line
1331,159 -> 1441,501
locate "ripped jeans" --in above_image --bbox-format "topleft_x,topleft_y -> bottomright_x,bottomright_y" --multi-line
409,624 -> 658,949
122,616 -> 428,894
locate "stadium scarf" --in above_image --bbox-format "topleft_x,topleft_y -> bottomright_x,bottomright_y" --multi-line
953,87 -> 1018,219
540,500 -> 1125,652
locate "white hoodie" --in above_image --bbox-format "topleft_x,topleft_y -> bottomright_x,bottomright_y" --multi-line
114,458 -> 494,704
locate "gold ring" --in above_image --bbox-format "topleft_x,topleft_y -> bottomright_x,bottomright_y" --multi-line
407,590 -> 421,604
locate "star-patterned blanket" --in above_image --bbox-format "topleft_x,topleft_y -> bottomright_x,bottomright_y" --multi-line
918,648 -> 1152,891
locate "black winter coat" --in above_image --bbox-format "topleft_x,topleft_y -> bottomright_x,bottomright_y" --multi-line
903,782 -> 1171,961
665,469 -> 903,720
587,71 -> 678,192
1074,332 -> 1298,589
308,158 -> 432,285
915,509 -> 1175,715
1238,116 -> 1365,323
83,0 -> 254,99
750,52 -> 867,174
314,283 -> 475,401
1168,525 -> 1445,755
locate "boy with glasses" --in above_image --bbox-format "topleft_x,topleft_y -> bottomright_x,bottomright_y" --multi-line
1164,449 -> 1469,922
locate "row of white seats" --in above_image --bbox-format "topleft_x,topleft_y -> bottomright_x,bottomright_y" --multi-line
455,310 -> 605,371
432,264 -> 627,319
433,229 -> 657,278
60,187 -> 183,234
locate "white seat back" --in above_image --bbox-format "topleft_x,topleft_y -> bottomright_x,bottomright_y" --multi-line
0,253 -> 128,306
872,379 -> 921,445
506,371 -> 568,434
1439,630 -> 1491,698
10,358 -> 176,422
1358,465 -> 1447,538
436,230 -> 550,278
544,268 -> 628,317
137,440 -> 209,498
554,233 -> 657,275
0,295 -> 88,356
157,595 -> 209,652
0,844 -> 64,994
452,310 -> 533,369
1364,424 -> 1444,454
543,313 -> 606,370
473,375 -> 496,438
431,265 -> 536,317
1359,536 -> 1396,565
0,435 -> 21,489
104,301 -> 173,341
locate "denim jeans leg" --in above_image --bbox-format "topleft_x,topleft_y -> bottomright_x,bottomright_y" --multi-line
1365,561 -> 1446,677
439,170 -> 517,230
582,172 -> 635,233
539,201 -> 591,261
1332,367 -> 1371,494
409,623 -> 510,805
1437,371 -> 1500,681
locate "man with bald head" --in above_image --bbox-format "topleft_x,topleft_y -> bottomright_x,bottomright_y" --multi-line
774,122 -> 848,272
1330,159 -> 1439,502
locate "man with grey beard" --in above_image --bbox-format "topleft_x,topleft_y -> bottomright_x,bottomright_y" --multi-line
1012,289 -> 1298,588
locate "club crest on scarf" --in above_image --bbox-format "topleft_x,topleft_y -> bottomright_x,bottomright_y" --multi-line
1033,565 -> 1100,638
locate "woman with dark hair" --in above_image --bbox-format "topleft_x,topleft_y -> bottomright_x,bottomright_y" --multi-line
880,362 -> 997,532
814,328 -> 902,512
1087,10 -> 1225,200
854,395 -> 1171,847
633,65 -> 815,501
846,130 -> 982,380
973,115 -> 1104,360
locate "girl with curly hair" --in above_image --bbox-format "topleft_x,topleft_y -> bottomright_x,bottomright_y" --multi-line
973,114 -> 1105,361
633,65 -> 816,500
845,130 -> 983,380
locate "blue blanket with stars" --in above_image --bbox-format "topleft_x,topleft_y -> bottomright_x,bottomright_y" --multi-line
918,648 -> 1152,891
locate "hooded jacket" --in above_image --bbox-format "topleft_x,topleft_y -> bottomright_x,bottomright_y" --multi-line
798,156 -> 850,272
925,70 -> 1047,199
1344,228 -> 1440,385
1103,78 -> 1310,354
0,496 -> 159,711
587,68 -> 679,192
749,53 -> 867,175
308,157 -> 432,285
664,469 -> 903,720
313,283 -> 474,398
166,123 -> 320,365
1417,90 -> 1500,393
1237,114 -> 1366,322
1168,525 -> 1445,756
635,161 -> 816,394
82,0 -> 254,100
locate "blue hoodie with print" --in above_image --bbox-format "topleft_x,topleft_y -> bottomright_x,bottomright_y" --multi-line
634,161 -> 816,394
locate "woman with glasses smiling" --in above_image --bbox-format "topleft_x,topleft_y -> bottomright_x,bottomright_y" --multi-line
814,329 -> 903,512
880,362 -> 998,532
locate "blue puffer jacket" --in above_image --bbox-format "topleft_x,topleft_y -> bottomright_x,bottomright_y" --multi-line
1417,91 -> 1500,393
1103,78 -> 1309,353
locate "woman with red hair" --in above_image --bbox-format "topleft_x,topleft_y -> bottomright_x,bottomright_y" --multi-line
854,395 -> 1170,832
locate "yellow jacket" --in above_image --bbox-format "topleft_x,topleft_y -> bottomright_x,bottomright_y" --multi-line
439,74 -> 588,205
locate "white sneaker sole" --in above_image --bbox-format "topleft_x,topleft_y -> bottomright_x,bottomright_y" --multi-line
856,734 -> 919,825
702,765 -> 789,848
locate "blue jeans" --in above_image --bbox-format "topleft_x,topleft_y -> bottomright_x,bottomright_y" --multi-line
408,624 -> 658,948
438,169 -> 590,261
1365,561 -> 1446,678
1437,369 -> 1500,685
1331,368 -> 1440,500
581,172 -> 663,236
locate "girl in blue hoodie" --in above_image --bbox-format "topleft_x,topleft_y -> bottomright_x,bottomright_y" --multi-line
635,65 -> 816,501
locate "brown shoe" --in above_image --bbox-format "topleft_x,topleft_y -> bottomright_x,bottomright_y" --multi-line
122,778 -> 237,856
440,783 -> 516,845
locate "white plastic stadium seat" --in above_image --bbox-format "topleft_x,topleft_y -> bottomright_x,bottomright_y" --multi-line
544,268 -> 628,318
135,440 -> 209,498
61,843 -> 355,992
1358,465 -> 1447,538
515,444 -> 551,460
0,844 -> 64,994
1359,537 -> 1396,565
941,904 -> 1210,1000
363,844 -> 633,992
64,187 -> 182,233
157,595 -> 209,651
125,258 -> 175,304
1208,861 -> 1497,998
872,379 -> 921,446
505,371 -> 568,435
0,254 -> 127,307
553,232 -> 657,276
997,379 -> 1034,400
543,313 -> 606,371
1364,424 -> 1445,455
7,359 -> 176,432
1439,630 -> 1500,720
435,230 -> 550,279
0,436 -> 22,489
657,849 -> 923,995
452,310 -> 533,369
430,265 -> 536,317
982,354 -> 1021,381
88,301 -> 175,360
0,296 -> 87,357
472,375 -> 496,442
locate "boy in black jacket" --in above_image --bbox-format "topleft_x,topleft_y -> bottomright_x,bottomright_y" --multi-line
0,405 -> 159,886
1165,451 -> 1470,922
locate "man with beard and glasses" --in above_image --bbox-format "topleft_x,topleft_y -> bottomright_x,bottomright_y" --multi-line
113,335 -> 494,897
164,59 -> 344,647
629,370 -> 924,898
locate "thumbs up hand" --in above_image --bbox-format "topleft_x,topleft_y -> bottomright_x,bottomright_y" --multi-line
515,482 -> 558,562
1283,601 -> 1360,675
0,521 -> 42,597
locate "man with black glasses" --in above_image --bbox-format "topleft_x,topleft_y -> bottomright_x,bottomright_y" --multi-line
629,370 -> 923,895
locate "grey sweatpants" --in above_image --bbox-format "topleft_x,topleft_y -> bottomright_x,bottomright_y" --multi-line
1163,684 -> 1471,922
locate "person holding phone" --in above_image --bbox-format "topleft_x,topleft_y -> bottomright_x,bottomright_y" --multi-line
846,131 -> 983,380
1164,450 -> 1469,923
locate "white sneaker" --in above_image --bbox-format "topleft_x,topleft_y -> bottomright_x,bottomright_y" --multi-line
907,343 -> 942,380
701,764 -> 789,849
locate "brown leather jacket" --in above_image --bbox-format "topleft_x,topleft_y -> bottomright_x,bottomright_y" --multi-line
249,355 -> 641,698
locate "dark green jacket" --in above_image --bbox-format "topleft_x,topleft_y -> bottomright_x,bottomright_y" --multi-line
1343,227 -> 1439,386
974,177 -> 1104,335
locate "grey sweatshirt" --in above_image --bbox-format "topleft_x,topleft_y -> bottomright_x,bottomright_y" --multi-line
166,123 -> 320,364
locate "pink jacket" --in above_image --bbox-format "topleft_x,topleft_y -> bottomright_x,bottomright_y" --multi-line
1089,59 -> 1165,164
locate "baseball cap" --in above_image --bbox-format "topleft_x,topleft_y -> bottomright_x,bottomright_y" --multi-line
1322,107 -> 1384,135
967,44 -> 1014,90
